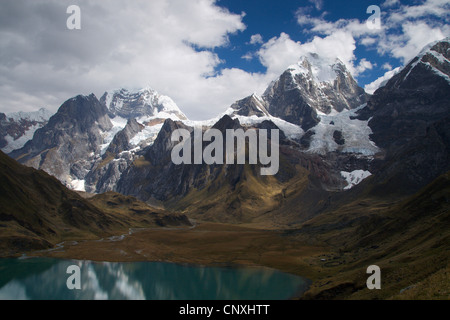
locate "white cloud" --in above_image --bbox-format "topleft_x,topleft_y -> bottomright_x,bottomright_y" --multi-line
294,0 -> 450,78
0,0 -> 251,119
241,52 -> 254,61
398,0 -> 450,20
355,59 -> 374,75
308,0 -> 324,11
257,33 -> 304,77
257,31 -> 365,78
382,0 -> 400,8
388,22 -> 447,63
249,34 -> 263,45
360,37 -> 377,46
382,63 -> 393,70
364,67 -> 401,94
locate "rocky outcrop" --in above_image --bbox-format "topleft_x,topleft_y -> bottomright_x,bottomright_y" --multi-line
0,108 -> 51,153
10,94 -> 113,188
357,38 -> 450,194
229,94 -> 270,117
85,119 -> 145,194
105,118 -> 144,155
262,55 -> 368,131
100,88 -> 187,120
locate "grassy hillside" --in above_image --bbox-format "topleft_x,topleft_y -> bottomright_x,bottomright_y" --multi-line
297,171 -> 450,299
0,151 -> 191,257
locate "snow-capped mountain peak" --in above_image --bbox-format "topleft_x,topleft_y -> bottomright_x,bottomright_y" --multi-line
288,53 -> 347,85
1,107 -> 53,154
399,37 -> 450,85
100,87 -> 187,121
262,52 -> 368,129
6,107 -> 52,123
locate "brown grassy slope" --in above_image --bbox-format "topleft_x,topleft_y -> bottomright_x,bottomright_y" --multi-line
170,163 -> 308,223
167,143 -> 331,225
88,192 -> 192,228
0,151 -> 190,257
298,171 -> 450,299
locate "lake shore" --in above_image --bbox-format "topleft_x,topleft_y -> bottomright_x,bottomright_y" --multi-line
22,221 -> 330,296
10,220 -> 449,300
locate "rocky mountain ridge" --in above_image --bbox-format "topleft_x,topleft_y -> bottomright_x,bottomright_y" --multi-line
6,38 -> 450,221
0,108 -> 52,154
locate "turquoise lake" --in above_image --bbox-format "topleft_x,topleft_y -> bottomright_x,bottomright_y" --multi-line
0,258 -> 309,300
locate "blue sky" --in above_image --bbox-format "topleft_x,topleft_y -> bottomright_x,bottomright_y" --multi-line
214,0 -> 378,72
0,0 -> 449,119
213,0 -> 447,89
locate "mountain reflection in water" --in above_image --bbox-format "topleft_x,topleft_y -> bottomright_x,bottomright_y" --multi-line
0,258 -> 309,300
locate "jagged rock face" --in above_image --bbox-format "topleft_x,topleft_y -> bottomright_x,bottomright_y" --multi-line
262,55 -> 368,131
100,88 -> 187,120
230,94 -> 270,117
263,69 -> 321,131
85,119 -> 144,193
116,116 -> 276,202
116,118 -> 198,201
0,108 -> 51,153
89,118 -> 190,195
85,152 -> 135,194
105,119 -> 144,155
0,113 -> 8,149
321,62 -> 368,112
10,94 -> 113,187
7,88 -> 187,193
357,39 -> 450,194
358,40 -> 450,149
84,87 -> 190,193
115,115 -> 355,222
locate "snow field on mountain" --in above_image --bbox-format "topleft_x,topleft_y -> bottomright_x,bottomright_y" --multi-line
3,124 -> 41,154
99,116 -> 128,155
340,170 -> 372,190
307,105 -> 379,156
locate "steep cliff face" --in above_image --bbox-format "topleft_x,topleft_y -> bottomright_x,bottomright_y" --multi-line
8,87 -> 186,193
0,108 -> 52,154
100,87 -> 187,121
262,54 -> 368,131
10,94 -> 113,189
84,118 -> 145,194
357,38 -> 450,194
115,115 -> 339,222
6,40 -> 450,217
229,94 -> 270,118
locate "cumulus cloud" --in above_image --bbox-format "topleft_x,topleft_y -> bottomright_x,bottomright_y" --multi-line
1,0 -> 449,120
0,0 -> 252,119
249,34 -> 264,45
364,67 -> 401,94
308,0 -> 324,11
294,0 -> 449,83
355,59 -> 374,75
257,31 -> 363,79
382,0 -> 400,8
386,22 -> 447,63
382,63 -> 393,70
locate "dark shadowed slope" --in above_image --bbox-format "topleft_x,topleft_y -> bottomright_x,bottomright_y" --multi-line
0,151 -> 190,257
